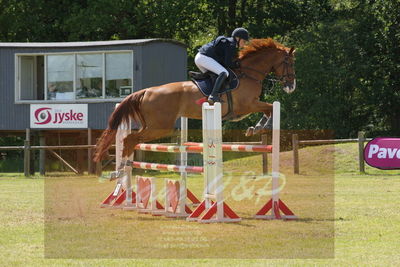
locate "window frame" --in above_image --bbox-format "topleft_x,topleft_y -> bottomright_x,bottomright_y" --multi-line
14,50 -> 134,104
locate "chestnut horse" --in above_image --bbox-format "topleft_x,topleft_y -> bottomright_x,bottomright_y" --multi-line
93,38 -> 296,162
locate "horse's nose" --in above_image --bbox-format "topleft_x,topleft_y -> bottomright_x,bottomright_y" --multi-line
283,79 -> 296,94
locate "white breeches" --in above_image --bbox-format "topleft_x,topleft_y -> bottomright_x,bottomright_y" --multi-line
195,53 -> 229,76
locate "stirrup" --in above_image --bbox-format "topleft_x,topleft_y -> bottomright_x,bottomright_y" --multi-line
208,95 -> 221,105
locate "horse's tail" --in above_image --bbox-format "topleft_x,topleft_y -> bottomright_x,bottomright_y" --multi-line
93,90 -> 146,162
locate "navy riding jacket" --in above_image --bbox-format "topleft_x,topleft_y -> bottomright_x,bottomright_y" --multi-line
198,36 -> 238,69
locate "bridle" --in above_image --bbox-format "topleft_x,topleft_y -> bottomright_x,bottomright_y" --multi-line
238,52 -> 295,86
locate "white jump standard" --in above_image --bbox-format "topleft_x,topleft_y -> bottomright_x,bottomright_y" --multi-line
187,102 -> 241,223
255,101 -> 297,220
100,110 -> 135,210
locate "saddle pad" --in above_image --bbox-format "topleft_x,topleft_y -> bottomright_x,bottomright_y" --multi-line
192,69 -> 239,97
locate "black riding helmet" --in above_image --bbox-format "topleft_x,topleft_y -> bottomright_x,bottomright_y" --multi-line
232,28 -> 249,41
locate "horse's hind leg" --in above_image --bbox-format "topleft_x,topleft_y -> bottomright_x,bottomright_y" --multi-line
122,126 -> 175,158
119,85 -> 181,160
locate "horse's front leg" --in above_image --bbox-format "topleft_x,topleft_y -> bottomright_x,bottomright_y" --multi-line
109,157 -> 132,181
245,114 -> 269,136
245,101 -> 274,136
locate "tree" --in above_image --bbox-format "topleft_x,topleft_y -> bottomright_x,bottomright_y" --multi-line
0,0 -> 398,137
282,0 -> 400,137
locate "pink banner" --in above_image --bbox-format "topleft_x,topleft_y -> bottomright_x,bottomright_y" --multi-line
364,137 -> 400,170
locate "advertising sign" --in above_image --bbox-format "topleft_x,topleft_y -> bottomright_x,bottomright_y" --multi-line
364,137 -> 400,170
30,104 -> 88,128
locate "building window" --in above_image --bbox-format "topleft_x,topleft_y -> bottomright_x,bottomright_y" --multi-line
47,55 -> 74,100
16,51 -> 133,102
76,54 -> 103,99
19,55 -> 45,100
106,53 -> 133,98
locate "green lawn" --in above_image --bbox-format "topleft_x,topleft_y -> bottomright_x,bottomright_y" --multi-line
0,143 -> 399,266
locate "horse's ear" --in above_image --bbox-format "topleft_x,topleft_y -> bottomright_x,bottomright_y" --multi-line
289,47 -> 296,55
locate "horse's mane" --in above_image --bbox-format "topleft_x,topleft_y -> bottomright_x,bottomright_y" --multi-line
239,38 -> 287,59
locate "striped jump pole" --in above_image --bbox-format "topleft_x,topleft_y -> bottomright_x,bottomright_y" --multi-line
130,161 -> 203,173
135,143 -> 272,153
135,143 -> 203,153
254,101 -> 297,220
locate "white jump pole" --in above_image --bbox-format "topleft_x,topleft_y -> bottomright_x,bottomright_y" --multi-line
179,117 -> 188,214
271,101 -> 280,209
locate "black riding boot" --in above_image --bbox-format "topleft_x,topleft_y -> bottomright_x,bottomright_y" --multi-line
208,72 -> 227,105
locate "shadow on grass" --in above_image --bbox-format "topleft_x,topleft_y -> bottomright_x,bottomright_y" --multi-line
241,216 -> 343,223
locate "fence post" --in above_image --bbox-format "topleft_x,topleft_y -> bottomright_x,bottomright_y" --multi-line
358,131 -> 365,173
39,132 -> 46,176
95,161 -> 102,177
261,134 -> 268,174
292,134 -> 299,174
88,128 -> 94,174
24,128 -> 31,177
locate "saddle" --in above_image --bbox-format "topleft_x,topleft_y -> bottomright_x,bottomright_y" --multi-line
189,69 -> 239,97
189,69 -> 239,120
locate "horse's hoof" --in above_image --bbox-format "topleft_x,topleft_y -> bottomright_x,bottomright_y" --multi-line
245,127 -> 255,137
263,117 -> 273,130
109,170 -> 125,181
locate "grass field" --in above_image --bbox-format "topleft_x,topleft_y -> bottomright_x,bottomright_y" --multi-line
0,143 -> 399,266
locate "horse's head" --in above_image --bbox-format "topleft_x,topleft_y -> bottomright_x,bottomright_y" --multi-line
239,39 -> 297,93
272,47 -> 296,94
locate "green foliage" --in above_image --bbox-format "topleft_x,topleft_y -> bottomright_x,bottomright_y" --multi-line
0,0 -> 399,137
284,0 -> 400,137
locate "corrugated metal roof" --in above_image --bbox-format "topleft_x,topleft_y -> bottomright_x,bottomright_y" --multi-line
0,38 -> 186,48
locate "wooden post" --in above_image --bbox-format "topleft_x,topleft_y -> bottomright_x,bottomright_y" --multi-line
29,133 -> 36,175
24,129 -> 30,177
261,134 -> 268,174
94,137 -> 103,177
292,134 -> 299,174
76,131 -> 85,174
358,131 -> 365,173
95,161 -> 102,177
88,128 -> 94,174
39,132 -> 46,175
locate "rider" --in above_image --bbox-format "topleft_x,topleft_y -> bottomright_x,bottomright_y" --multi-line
195,27 -> 250,104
